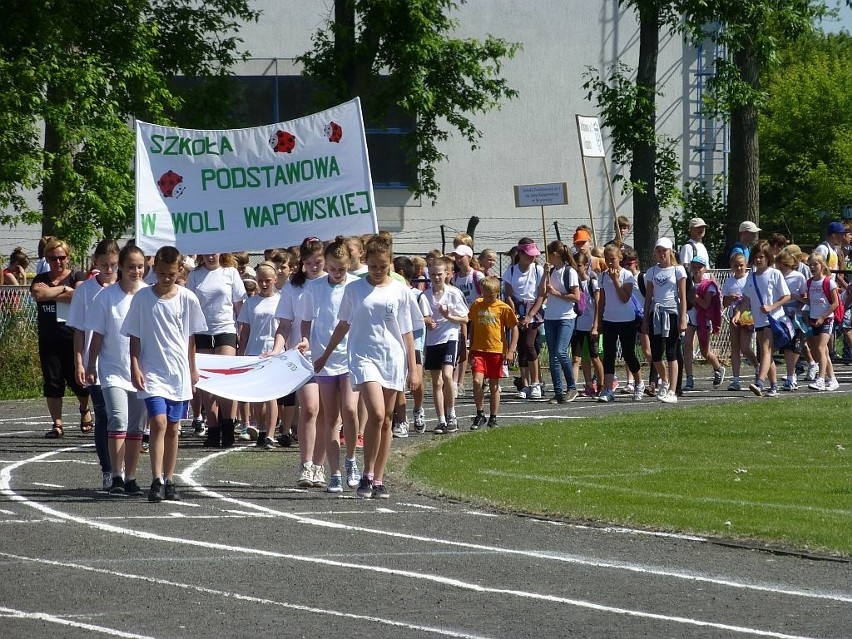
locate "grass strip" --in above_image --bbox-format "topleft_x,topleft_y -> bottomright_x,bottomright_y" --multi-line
405,395 -> 851,556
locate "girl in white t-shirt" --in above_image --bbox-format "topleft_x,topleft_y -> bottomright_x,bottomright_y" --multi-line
804,253 -> 840,391
269,237 -> 326,488
734,241 -> 791,396
641,238 -> 687,403
596,244 -> 642,403
721,253 -> 759,390
682,255 -> 725,391
570,253 -> 605,396
67,239 -> 120,487
543,241 -> 580,403
300,238 -> 362,493
313,234 -> 421,500
236,262 -> 281,448
85,244 -> 148,496
187,253 -> 247,448
774,251 -> 808,391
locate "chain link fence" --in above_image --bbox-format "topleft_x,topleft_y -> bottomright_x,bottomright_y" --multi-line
0,286 -> 37,338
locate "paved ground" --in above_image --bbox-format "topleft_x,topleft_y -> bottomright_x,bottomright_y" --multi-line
1,370 -> 851,638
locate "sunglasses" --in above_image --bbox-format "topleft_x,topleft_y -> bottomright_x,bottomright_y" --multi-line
47,255 -> 68,262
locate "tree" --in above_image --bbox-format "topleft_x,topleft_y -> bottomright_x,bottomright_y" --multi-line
582,1 -> 681,265
297,0 -> 520,203
760,31 -> 852,244
679,0 -> 827,243
0,0 -> 258,254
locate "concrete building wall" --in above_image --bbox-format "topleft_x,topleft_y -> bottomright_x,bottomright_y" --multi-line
1,0 -> 700,261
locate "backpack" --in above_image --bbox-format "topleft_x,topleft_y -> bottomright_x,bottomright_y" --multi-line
684,275 -> 696,311
562,266 -> 583,316
815,277 -> 845,324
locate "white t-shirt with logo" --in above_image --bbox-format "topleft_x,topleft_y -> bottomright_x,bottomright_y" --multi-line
298,274 -> 359,375
236,292 -> 280,357
425,285 -> 468,346
186,266 -> 246,335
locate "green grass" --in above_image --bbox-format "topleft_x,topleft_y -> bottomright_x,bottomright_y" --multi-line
405,396 -> 851,556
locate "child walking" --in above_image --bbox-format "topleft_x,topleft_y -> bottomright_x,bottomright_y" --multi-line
721,253 -> 760,390
570,253 -> 605,397
312,234 -> 421,499
122,246 -> 207,502
682,255 -> 725,390
85,244 -> 148,495
641,238 -> 687,403
805,253 -> 840,391
425,256 -> 469,433
543,240 -> 580,403
468,277 -> 519,429
300,237 -> 362,492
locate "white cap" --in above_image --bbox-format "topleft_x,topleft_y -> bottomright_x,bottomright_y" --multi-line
449,245 -> 473,258
739,221 -> 761,233
655,237 -> 674,250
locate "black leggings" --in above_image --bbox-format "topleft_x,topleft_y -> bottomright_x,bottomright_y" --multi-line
601,320 -> 641,376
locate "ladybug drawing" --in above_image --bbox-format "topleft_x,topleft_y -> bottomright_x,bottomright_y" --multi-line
270,130 -> 296,153
324,121 -> 343,143
157,170 -> 184,198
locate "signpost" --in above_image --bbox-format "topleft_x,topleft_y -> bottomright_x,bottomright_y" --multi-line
512,182 -> 569,251
575,114 -> 620,245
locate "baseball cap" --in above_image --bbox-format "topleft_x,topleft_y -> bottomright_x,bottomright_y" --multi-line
739,221 -> 761,233
449,245 -> 473,258
655,237 -> 673,250
689,217 -> 707,228
573,229 -> 592,245
826,221 -> 846,235
517,240 -> 541,257
690,254 -> 708,267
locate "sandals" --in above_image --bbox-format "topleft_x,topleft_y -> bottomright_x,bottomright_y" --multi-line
45,424 -> 64,439
79,408 -> 94,434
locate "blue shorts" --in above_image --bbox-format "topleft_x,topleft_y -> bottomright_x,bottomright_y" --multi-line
144,397 -> 189,423
424,340 -> 458,371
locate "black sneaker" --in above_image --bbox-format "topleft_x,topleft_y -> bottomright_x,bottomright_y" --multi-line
444,416 -> 459,434
108,475 -> 125,495
148,478 -> 165,502
277,432 -> 295,447
371,483 -> 389,499
123,479 -> 144,496
164,479 -> 181,501
487,416 -> 499,428
255,431 -> 268,447
433,422 -> 446,435
356,476 -> 373,498
470,413 -> 487,431
262,437 -> 276,450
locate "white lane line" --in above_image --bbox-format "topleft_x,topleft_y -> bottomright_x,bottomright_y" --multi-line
0,508 -> 15,514
219,479 -> 252,486
0,553 -> 494,639
479,470 -> 852,516
31,482 -> 65,488
0,605 -> 158,638
0,414 -> 53,423
397,502 -> 439,510
5,447 -> 851,639
182,450 -> 852,605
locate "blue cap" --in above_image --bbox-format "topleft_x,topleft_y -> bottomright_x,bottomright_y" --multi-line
827,221 -> 846,235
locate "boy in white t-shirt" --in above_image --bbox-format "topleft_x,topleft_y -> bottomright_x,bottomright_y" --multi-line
122,246 -> 207,502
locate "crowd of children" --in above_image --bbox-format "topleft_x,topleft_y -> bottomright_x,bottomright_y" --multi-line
25,215 -> 852,501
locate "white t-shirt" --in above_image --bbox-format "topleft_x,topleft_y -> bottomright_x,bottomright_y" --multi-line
236,292 -> 280,357
67,276 -> 112,365
741,267 -> 790,328
721,274 -> 748,314
600,268 -> 636,323
452,269 -> 485,307
120,287 -> 208,401
678,240 -> 709,268
425,285 -> 468,346
186,265 -> 246,335
299,274 -> 359,375
338,278 -> 414,391
274,282 -> 315,347
408,287 -> 430,333
645,264 -> 687,308
85,282 -> 148,391
807,276 -> 838,320
543,265 -> 579,320
782,270 -> 807,316
814,242 -> 840,280
502,263 -> 543,303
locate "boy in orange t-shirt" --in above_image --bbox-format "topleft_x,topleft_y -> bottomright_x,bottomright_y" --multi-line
467,276 -> 519,429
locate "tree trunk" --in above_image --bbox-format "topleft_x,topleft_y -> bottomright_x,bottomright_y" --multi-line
40,83 -> 67,240
631,3 -> 661,268
726,47 -> 760,243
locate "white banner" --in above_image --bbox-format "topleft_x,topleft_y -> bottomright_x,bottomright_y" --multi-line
195,350 -> 314,403
135,98 -> 378,255
576,115 -> 606,158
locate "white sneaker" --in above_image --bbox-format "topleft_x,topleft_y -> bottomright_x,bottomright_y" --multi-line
345,458 -> 361,488
656,383 -> 670,402
392,421 -> 409,438
413,410 -> 426,433
807,378 -> 825,391
597,389 -> 614,403
297,462 -> 314,487
806,362 -> 820,381
326,474 -> 344,493
529,384 -> 542,399
827,377 -> 840,391
633,382 -> 644,402
311,464 -> 327,488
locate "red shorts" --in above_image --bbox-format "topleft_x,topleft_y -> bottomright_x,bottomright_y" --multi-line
469,351 -> 505,379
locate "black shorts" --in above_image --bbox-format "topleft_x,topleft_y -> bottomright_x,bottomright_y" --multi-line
277,392 -> 296,407
194,333 -> 238,350
424,340 -> 459,371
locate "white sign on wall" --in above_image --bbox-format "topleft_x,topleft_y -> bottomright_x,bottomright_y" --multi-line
134,98 -> 378,255
513,182 -> 569,208
576,115 -> 606,158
